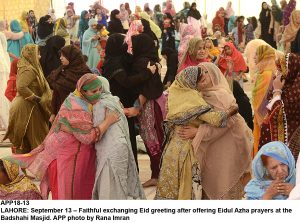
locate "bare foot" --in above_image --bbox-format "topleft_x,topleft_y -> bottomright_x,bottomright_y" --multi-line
142,178 -> 158,187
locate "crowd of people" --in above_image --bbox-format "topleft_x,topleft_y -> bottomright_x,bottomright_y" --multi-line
0,0 -> 300,200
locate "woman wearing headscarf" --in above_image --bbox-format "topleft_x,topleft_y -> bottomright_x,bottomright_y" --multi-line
228,16 -> 236,33
92,76 -> 145,200
187,2 -> 202,38
0,31 -> 10,130
178,38 -> 209,73
212,9 -> 225,33
245,141 -> 295,200
269,0 -> 283,48
36,15 -> 54,46
0,20 -> 24,43
161,47 -> 178,88
54,18 -> 70,45
125,3 -> 132,15
259,2 -> 276,48
19,11 -> 34,46
124,20 -> 144,54
120,4 -> 130,31
177,23 -> 197,63
282,10 -> 300,54
5,58 -> 19,102
140,12 -> 162,40
155,66 -> 240,200
0,159 -> 42,200
153,4 -> 164,28
47,45 -> 91,117
82,19 -> 100,68
8,73 -> 119,200
126,33 -> 166,187
217,42 -> 247,88
28,10 -> 37,42
251,45 -> 277,157
7,20 -> 27,60
162,13 -> 176,51
39,35 -> 66,78
77,10 -> 90,48
4,44 -> 52,154
107,9 -> 125,35
163,0 -> 176,17
65,9 -> 80,43
103,33 -> 155,170
283,0 -> 296,26
259,53 -> 300,161
187,63 -> 252,199
225,1 -> 235,35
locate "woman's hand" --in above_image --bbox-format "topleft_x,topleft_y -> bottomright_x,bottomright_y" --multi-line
262,178 -> 282,200
49,114 -> 55,123
177,126 -> 198,140
124,107 -> 140,118
147,62 -> 157,74
273,74 -> 285,91
226,104 -> 239,117
104,108 -> 120,125
277,183 -> 294,196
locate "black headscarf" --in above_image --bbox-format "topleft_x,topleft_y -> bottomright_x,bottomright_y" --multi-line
259,2 -> 271,25
37,15 -> 54,39
132,33 -> 159,62
107,9 -> 124,35
40,35 -> 66,77
103,33 -> 128,79
187,3 -> 201,20
141,18 -> 160,52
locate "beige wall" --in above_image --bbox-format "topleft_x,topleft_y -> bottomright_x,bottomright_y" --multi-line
0,0 -> 51,23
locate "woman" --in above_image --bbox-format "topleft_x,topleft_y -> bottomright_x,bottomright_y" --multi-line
155,66 -> 239,200
282,10 -> 300,54
259,53 -> 300,161
153,5 -> 164,28
125,3 -> 132,15
120,4 -> 130,31
0,159 -> 42,200
39,35 -> 66,78
178,38 -> 208,73
47,45 -> 91,117
36,15 -> 54,46
103,33 -> 155,170
252,45 -> 276,157
140,12 -> 162,40
259,2 -> 276,48
163,0 -> 176,17
270,0 -> 283,48
107,9 -> 125,35
7,20 -> 26,59
190,63 -> 252,199
19,11 -> 34,46
65,9 -> 80,43
93,76 -> 145,200
217,42 -> 247,88
225,1 -> 235,35
162,13 -> 176,50
283,0 -> 296,26
144,3 -> 153,17
82,19 -> 100,68
0,31 -> 10,130
161,47 -> 178,88
177,23 -> 197,63
128,34 -> 166,187
54,18 -> 70,45
78,10 -> 90,48
228,16 -> 236,33
245,141 -> 295,200
205,38 -> 220,57
0,20 -> 24,43
212,9 -> 225,33
124,20 -> 144,54
4,44 -> 52,154
9,73 -> 119,200
187,2 -> 202,38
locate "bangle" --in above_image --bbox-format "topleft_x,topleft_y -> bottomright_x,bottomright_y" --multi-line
272,89 -> 282,94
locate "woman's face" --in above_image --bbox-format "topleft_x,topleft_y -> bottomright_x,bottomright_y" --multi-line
263,3 -> 268,9
205,40 -> 212,49
84,13 -> 90,20
197,72 -> 213,91
196,43 -> 208,60
83,87 -> 102,104
115,13 -> 121,19
264,156 -> 289,181
60,54 -> 70,66
224,46 -> 232,56
96,8 -> 101,14
91,23 -> 97,30
47,17 -> 53,24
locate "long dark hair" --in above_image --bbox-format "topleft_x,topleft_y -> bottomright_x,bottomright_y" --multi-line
251,16 -> 258,30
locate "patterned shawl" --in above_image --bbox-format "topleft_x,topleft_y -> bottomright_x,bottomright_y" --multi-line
283,10 -> 300,43
245,141 -> 296,200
